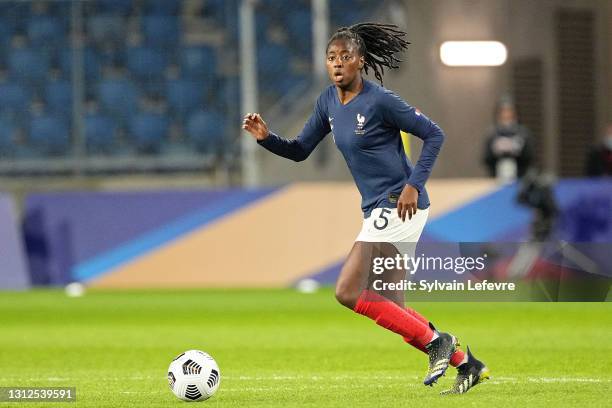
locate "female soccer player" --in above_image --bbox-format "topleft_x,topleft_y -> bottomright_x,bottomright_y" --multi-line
243,22 -> 489,394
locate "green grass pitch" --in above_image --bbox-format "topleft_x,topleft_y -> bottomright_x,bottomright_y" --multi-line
1,288 -> 610,407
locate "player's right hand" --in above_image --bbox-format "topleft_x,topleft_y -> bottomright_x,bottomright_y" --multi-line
397,184 -> 418,221
242,113 -> 269,141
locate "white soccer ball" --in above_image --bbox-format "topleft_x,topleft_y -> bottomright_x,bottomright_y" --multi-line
295,278 -> 320,294
167,350 -> 221,402
64,282 -> 85,297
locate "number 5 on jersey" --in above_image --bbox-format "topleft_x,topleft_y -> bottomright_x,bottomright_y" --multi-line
374,209 -> 391,230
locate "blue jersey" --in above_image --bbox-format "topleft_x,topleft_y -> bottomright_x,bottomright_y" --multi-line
258,80 -> 445,217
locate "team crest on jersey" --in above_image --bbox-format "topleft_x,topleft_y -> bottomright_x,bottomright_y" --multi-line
355,113 -> 366,135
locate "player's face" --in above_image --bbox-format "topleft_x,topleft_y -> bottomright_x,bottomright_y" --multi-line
326,39 -> 364,89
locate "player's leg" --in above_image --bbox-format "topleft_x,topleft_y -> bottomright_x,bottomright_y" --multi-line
377,248 -> 467,367
336,241 -> 460,385
394,211 -> 489,387
336,241 -> 474,386
368,245 -> 467,368
393,272 -> 466,368
382,240 -> 465,382
334,241 -> 436,346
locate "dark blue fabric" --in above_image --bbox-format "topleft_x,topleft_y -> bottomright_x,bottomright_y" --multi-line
259,80 -> 445,217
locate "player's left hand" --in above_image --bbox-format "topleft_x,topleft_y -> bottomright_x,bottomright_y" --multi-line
397,184 -> 418,221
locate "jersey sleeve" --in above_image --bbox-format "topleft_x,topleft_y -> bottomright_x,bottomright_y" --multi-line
257,93 -> 331,162
380,90 -> 445,193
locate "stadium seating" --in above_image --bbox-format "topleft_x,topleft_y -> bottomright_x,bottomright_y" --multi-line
0,119 -> 16,156
129,111 -> 169,154
8,47 -> 50,85
0,83 -> 31,119
0,0 -> 379,164
88,14 -> 126,45
202,0 -> 228,21
29,114 -> 70,156
270,73 -> 308,97
143,0 -> 182,16
27,14 -> 65,47
44,80 -> 73,121
0,2 -> 30,33
166,79 -> 207,121
96,0 -> 133,15
85,112 -> 117,155
97,78 -> 139,123
257,42 -> 291,78
142,15 -> 180,48
60,47 -> 102,80
329,0 -> 364,26
179,46 -> 217,80
287,8 -> 312,56
96,42 -> 127,68
126,46 -> 168,80
0,19 -> 16,51
217,77 -> 240,117
254,12 -> 271,43
186,110 -> 226,154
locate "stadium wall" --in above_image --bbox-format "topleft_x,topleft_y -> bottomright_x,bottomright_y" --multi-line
390,0 -> 610,178
0,193 -> 29,289
21,180 -> 495,288
21,179 -> 610,288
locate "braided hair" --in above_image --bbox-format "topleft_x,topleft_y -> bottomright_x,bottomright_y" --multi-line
327,22 -> 410,84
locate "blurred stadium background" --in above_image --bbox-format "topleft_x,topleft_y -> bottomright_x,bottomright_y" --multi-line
0,0 -> 610,291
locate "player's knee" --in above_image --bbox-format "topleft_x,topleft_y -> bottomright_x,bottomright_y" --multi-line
335,285 -> 358,309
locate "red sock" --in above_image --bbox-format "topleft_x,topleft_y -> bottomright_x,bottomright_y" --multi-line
402,307 -> 467,367
405,306 -> 429,326
450,349 -> 466,366
353,290 -> 434,345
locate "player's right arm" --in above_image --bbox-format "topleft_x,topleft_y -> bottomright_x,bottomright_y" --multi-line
242,96 -> 331,162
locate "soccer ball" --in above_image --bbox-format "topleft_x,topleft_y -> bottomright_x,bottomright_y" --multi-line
167,350 -> 221,402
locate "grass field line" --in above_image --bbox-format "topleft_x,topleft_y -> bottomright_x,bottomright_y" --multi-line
3,375 -> 611,384
121,384 -> 424,394
118,376 -> 612,395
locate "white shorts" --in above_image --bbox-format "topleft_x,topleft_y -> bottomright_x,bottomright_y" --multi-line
356,207 -> 429,243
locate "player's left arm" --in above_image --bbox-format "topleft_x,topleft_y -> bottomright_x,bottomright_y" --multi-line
380,91 -> 445,221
